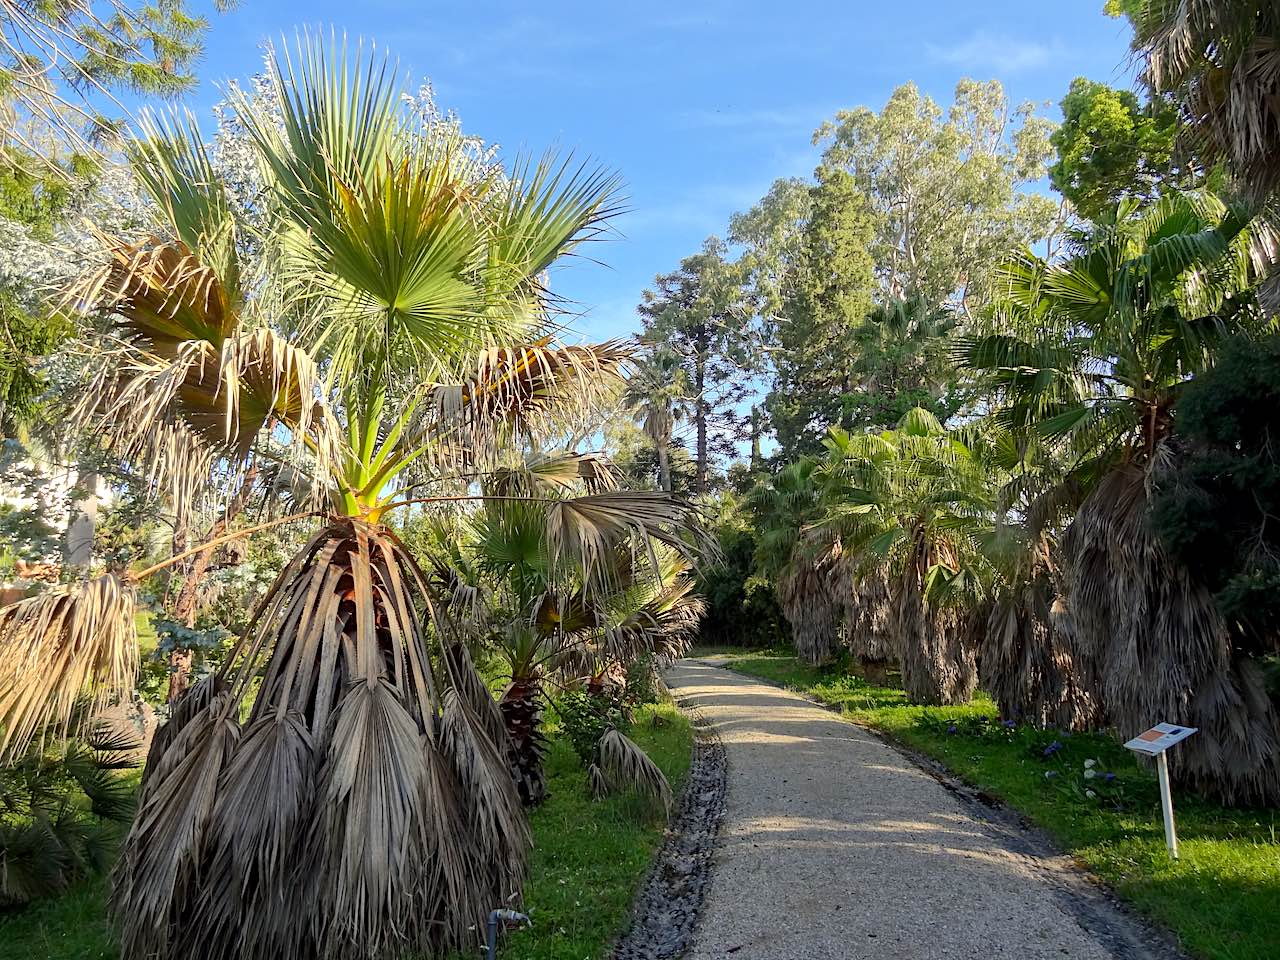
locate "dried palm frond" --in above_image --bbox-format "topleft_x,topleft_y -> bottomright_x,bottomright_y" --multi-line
441,642 -> 510,756
486,450 -> 621,498
778,561 -> 839,666
72,237 -> 240,359
979,537 -> 1101,730
1061,463 -> 1280,805
1132,1 -> 1280,200
112,688 -> 240,959
892,561 -> 977,707
75,325 -> 340,520
830,554 -> 895,663
113,519 -> 529,959
0,576 -> 137,762
544,491 -> 709,591
604,569 -> 706,666
70,235 -> 341,520
596,728 -> 672,816
438,688 -> 528,903
427,341 -> 630,459
587,762 -> 609,800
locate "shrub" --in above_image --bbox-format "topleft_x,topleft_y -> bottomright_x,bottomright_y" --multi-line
557,692 -> 628,767
0,715 -> 139,906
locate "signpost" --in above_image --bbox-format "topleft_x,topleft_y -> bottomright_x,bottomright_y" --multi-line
1124,722 -> 1197,859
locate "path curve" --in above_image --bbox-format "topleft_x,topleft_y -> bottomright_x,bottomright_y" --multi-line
665,660 -> 1178,960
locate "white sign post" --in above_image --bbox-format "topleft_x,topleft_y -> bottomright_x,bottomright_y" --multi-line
1124,722 -> 1197,860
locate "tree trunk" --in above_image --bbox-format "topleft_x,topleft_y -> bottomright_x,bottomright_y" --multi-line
499,675 -> 548,806
694,343 -> 708,495
750,406 -> 762,471
656,438 -> 672,493
62,467 -> 100,574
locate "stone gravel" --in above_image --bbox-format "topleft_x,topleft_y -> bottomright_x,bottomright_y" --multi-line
663,660 -> 1180,960
612,698 -> 727,960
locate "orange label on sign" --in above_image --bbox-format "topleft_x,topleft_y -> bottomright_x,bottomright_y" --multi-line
1139,730 -> 1164,742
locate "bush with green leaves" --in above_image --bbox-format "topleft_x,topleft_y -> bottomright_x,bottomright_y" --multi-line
0,715 -> 139,906
624,655 -> 663,710
557,691 -> 628,767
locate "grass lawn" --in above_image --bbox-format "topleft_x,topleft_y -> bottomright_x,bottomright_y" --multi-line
693,647 -> 1280,960
0,699 -> 693,960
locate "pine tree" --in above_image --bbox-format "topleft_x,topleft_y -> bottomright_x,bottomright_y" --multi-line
637,238 -> 756,494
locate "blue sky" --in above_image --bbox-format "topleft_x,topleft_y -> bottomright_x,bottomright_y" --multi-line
182,1 -> 1137,343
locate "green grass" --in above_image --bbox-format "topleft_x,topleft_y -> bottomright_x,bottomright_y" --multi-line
701,649 -> 1280,960
500,699 -> 692,960
0,699 -> 694,960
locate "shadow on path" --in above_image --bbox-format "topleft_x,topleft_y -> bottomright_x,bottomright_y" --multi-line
665,660 -> 1181,960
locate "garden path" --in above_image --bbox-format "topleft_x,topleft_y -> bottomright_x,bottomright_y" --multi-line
665,659 -> 1174,960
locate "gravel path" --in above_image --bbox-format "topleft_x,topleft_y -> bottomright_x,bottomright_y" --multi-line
665,660 -> 1179,960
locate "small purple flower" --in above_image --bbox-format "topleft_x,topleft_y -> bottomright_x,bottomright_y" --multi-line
947,724 -> 958,734
1002,720 -> 1017,729
1042,740 -> 1062,757
1104,772 -> 1116,782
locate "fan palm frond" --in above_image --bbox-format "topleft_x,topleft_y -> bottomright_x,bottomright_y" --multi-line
596,727 -> 672,816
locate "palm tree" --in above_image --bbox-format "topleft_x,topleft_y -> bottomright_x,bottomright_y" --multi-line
815,410 -> 989,705
623,345 -> 688,492
1124,1 -> 1280,200
747,458 -> 839,664
842,295 -> 959,430
435,453 -> 705,807
961,191 -> 1280,804
0,38 -> 704,960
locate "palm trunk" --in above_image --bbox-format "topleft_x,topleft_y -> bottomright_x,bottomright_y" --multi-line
499,675 -> 548,806
656,437 -> 672,493
892,547 -> 977,706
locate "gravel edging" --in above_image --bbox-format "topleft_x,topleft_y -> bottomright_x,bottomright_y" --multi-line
610,695 -> 727,960
699,657 -> 1190,960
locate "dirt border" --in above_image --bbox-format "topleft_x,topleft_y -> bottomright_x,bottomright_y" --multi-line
610,694 -> 727,960
695,656 -> 1191,960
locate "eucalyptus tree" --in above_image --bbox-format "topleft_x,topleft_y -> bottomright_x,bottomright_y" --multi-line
815,410 -> 990,705
961,191 -> 1280,804
815,79 -> 1058,314
0,38 -> 703,959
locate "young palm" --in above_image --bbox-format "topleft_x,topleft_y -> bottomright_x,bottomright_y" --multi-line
0,38 -> 701,960
961,191 -> 1280,803
623,345 -> 688,492
442,453 -> 704,806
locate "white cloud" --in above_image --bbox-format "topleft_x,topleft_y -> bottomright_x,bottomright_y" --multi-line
927,31 -> 1061,73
